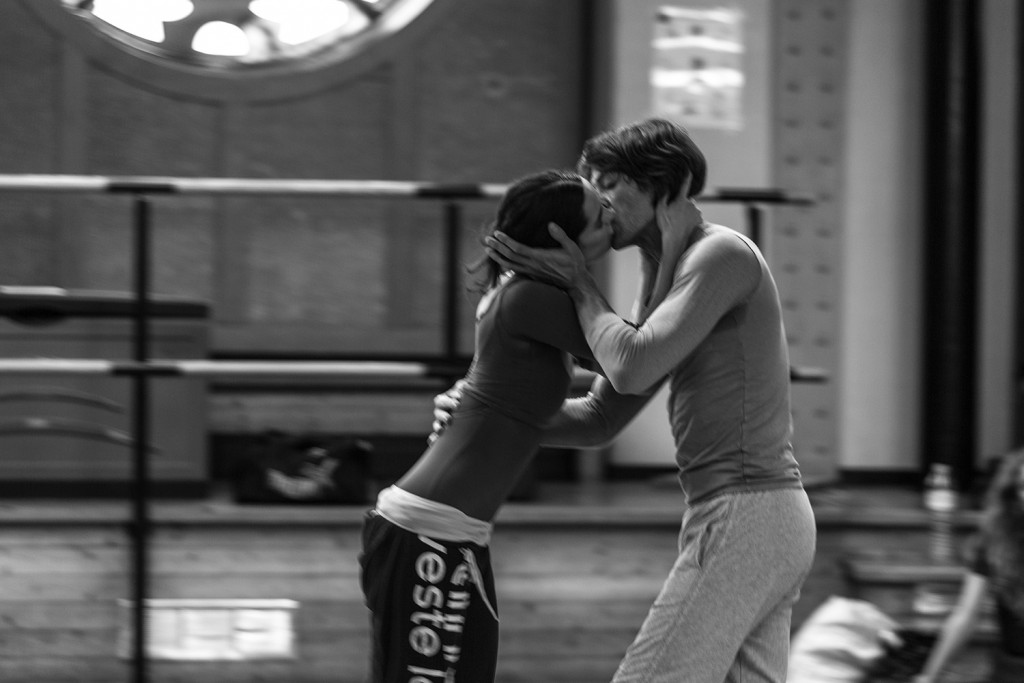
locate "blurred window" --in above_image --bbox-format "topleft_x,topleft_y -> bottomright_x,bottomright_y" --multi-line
61,0 -> 432,67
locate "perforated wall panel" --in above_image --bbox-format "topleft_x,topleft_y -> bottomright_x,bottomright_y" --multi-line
772,0 -> 848,483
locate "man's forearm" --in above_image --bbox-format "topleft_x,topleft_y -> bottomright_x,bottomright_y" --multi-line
567,272 -> 649,394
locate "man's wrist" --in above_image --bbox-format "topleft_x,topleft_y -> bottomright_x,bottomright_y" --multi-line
568,271 -> 599,302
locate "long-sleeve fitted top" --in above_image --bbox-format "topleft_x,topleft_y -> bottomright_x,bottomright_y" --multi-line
396,275 -> 597,520
546,223 -> 802,504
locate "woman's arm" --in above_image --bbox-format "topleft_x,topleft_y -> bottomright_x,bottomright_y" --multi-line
541,374 -> 664,448
912,572 -> 989,683
429,373 -> 663,448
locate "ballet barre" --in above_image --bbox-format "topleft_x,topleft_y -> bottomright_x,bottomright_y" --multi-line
0,358 -> 434,377
0,174 -> 508,197
0,174 -> 815,201
0,358 -> 824,384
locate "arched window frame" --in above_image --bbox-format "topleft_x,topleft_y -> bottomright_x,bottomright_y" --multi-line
24,0 -> 454,102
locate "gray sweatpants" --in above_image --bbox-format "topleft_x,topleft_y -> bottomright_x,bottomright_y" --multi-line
612,488 -> 817,683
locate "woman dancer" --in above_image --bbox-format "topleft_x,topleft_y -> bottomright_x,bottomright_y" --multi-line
358,169 -> 613,683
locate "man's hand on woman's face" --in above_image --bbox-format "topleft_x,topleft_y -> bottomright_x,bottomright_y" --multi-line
485,223 -> 588,290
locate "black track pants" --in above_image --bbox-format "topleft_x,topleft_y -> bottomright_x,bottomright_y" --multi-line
359,511 -> 499,683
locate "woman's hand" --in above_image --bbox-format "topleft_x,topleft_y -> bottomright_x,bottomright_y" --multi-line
485,223 -> 588,290
655,176 -> 703,236
642,176 -> 704,317
427,379 -> 466,445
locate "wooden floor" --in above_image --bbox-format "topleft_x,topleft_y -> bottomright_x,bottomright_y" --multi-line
0,479 -> 991,683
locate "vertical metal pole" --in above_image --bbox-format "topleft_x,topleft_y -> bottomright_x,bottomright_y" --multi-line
130,195 -> 152,683
1016,1 -> 1024,449
442,202 -> 461,365
745,203 -> 764,249
921,0 -> 981,491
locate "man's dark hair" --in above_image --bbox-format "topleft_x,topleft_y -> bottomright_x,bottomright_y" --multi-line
577,118 -> 706,205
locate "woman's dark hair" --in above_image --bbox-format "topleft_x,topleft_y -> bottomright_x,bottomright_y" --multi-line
467,169 -> 587,291
980,449 -> 1024,615
577,117 -> 706,205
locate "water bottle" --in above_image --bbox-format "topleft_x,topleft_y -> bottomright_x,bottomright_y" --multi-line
923,463 -> 958,564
